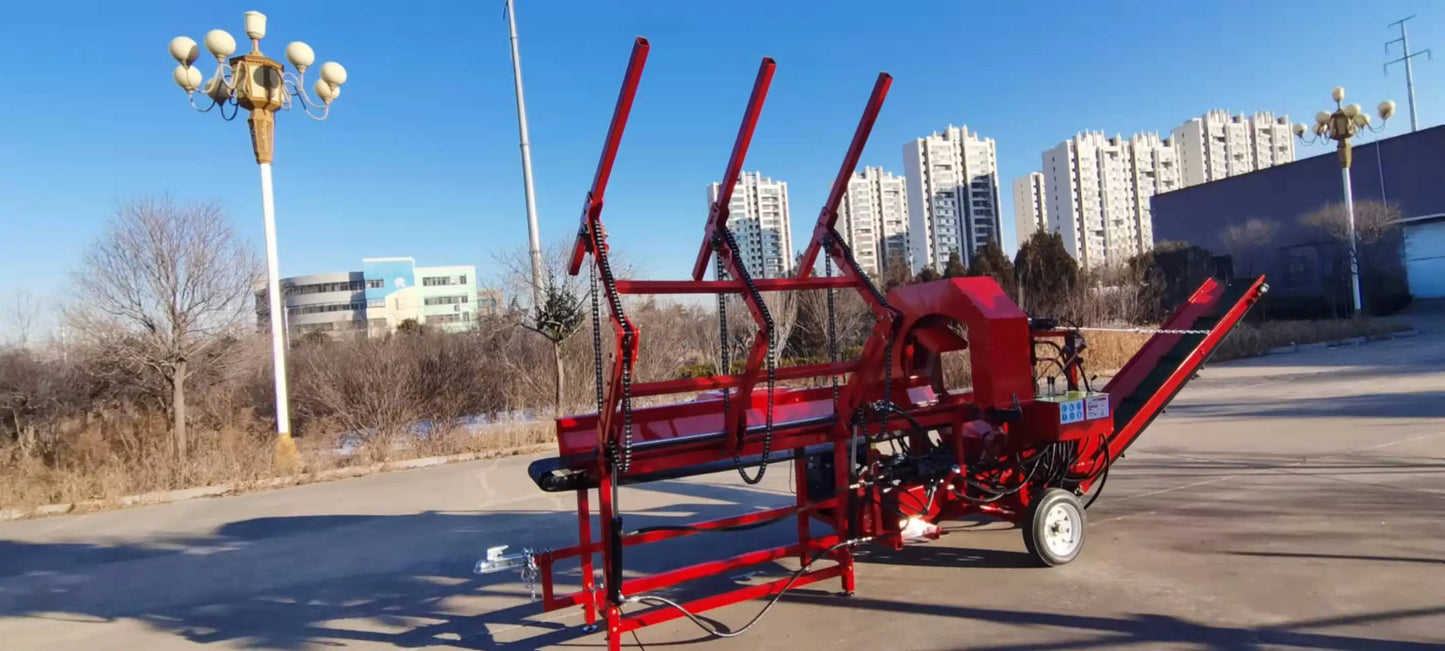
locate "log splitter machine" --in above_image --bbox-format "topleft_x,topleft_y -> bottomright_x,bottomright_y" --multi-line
476,37 -> 1269,650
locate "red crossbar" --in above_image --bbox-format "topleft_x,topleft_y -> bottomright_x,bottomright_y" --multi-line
615,276 -> 859,295
619,563 -> 846,633
627,361 -> 855,398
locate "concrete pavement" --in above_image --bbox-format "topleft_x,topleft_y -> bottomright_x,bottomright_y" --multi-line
1,320 -> 1443,650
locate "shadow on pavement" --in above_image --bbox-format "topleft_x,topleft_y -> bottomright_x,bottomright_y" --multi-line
2,459 -> 1442,649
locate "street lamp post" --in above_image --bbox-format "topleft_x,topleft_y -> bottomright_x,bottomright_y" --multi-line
1293,87 -> 1394,316
168,11 -> 348,465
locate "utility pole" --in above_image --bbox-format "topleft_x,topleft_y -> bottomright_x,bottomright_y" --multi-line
1386,16 -> 1432,132
505,0 -> 547,309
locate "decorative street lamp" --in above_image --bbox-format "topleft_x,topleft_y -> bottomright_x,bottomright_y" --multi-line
1293,87 -> 1394,316
167,11 -> 348,464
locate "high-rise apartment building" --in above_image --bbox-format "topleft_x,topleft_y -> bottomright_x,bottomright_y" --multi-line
1011,172 -> 1047,246
707,171 -> 794,279
1170,110 -> 1294,187
1042,131 -> 1180,268
902,125 -> 1001,273
837,166 -> 909,276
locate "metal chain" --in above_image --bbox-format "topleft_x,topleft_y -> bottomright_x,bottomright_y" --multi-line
1073,326 -> 1213,335
824,256 -> 839,409
825,231 -> 899,429
716,255 -> 731,423
716,227 -> 776,485
589,256 -> 605,417
587,222 -> 636,474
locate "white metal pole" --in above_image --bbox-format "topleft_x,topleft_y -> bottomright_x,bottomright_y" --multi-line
1341,166 -> 1363,315
506,0 -> 546,308
260,162 -> 292,438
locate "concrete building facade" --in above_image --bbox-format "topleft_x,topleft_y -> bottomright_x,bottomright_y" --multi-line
707,171 -> 794,278
257,258 -> 491,337
903,125 -> 1001,272
1171,110 -> 1294,187
1042,131 -> 1180,269
838,166 -> 909,276
1012,172 -> 1047,245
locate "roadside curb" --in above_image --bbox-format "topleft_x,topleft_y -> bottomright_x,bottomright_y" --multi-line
1265,328 -> 1419,356
0,444 -> 551,523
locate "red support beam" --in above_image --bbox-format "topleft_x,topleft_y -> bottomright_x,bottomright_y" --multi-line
615,275 -> 859,295
568,37 -> 650,276
619,564 -> 846,633
627,361 -> 856,398
690,58 -> 777,282
797,72 -> 892,279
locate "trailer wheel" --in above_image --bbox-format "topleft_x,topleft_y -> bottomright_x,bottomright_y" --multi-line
1022,488 -> 1086,566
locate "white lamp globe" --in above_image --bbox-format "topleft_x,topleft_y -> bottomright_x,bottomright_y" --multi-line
1315,111 -> 1331,126
285,42 -> 316,73
1344,103 -> 1362,118
169,36 -> 198,65
316,80 -> 339,103
1379,100 -> 1397,120
205,29 -> 236,60
173,64 -> 202,92
1291,123 -> 1307,137
1332,86 -> 1345,103
319,62 -> 348,86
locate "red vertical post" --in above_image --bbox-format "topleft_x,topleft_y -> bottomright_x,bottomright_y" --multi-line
831,429 -> 856,594
598,473 -> 621,650
576,488 -> 596,625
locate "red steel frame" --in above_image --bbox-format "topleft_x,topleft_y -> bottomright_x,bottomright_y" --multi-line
542,37 -> 1270,651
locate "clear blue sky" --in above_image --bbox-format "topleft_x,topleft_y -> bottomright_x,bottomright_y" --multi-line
2,0 -> 1442,326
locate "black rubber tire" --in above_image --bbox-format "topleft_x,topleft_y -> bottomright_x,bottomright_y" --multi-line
1022,488 -> 1086,567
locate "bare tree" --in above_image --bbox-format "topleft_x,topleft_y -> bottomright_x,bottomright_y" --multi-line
1300,200 -> 1402,247
4,290 -> 41,349
67,199 -> 258,458
1220,219 -> 1278,277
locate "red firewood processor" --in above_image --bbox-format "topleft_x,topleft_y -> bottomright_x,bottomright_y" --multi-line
475,37 -> 1268,651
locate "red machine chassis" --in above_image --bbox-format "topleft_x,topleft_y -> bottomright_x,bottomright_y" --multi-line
500,37 -> 1270,650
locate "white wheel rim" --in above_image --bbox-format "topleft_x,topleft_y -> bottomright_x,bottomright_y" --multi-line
1042,502 -> 1081,557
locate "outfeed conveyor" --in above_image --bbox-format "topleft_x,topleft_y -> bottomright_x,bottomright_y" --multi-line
477,37 -> 1269,650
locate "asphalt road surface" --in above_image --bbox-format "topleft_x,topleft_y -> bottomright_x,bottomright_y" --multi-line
2,322 -> 1444,650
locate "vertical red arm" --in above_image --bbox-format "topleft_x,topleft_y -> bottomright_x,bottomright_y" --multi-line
568,37 -> 650,276
796,72 -> 892,281
689,58 -> 777,282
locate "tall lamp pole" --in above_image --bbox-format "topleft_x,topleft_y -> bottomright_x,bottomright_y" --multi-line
1293,87 -> 1394,316
504,0 -> 546,308
168,11 -> 348,465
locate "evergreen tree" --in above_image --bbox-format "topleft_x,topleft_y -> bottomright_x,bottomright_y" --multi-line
1013,229 -> 1078,315
967,239 -> 1015,292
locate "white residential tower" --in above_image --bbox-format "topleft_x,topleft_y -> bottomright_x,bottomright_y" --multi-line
1042,131 -> 1181,268
902,125 -> 1001,273
838,166 -> 910,276
707,171 -> 794,279
1170,110 -> 1295,187
1011,172 -> 1047,246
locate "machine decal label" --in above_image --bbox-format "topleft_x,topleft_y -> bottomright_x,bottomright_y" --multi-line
1086,394 -> 1110,420
1060,400 -> 1085,424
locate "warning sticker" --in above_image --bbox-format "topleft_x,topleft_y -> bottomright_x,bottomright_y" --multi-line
1086,394 -> 1110,420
